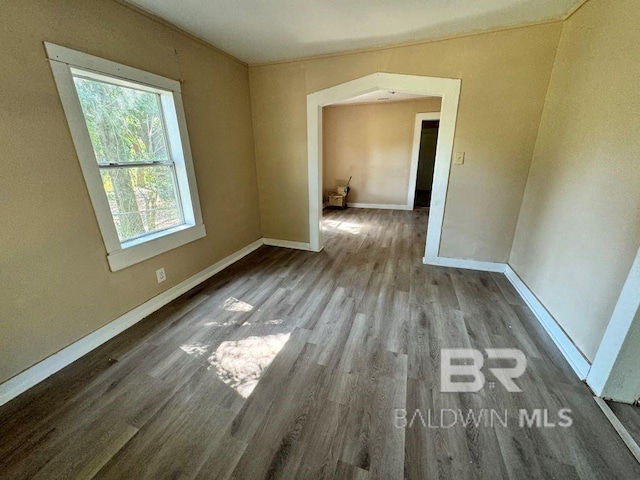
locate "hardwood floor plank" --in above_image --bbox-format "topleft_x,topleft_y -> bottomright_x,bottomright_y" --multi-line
606,400 -> 640,448
404,379 -> 438,480
407,302 -> 437,382
228,327 -> 313,442
93,367 -> 236,480
194,436 -> 248,480
229,363 -> 327,479
332,460 -> 369,480
31,421 -> 138,480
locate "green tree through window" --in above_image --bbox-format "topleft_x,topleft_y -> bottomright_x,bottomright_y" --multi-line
74,77 -> 183,241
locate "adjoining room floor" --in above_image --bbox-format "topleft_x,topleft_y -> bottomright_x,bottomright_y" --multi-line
606,400 -> 640,449
1,209 -> 638,479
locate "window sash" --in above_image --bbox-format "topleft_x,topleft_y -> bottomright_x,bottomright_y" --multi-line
98,161 -> 174,168
99,163 -> 186,242
72,69 -> 188,242
72,70 -> 175,168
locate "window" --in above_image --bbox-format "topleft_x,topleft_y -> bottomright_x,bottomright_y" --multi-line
74,75 -> 184,242
46,43 -> 205,271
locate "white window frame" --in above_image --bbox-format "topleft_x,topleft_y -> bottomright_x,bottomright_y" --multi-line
46,43 -> 206,272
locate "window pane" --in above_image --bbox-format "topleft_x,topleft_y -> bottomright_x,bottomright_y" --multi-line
100,165 -> 183,242
73,76 -> 170,165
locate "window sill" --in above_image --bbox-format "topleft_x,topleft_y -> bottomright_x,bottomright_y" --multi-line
107,223 -> 206,272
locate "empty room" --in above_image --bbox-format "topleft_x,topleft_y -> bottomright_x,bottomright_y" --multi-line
1,0 -> 639,478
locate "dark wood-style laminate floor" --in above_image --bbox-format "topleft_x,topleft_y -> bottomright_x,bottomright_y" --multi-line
1,209 -> 639,479
607,400 -> 640,448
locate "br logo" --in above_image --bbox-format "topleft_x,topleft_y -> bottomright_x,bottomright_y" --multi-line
440,348 -> 527,393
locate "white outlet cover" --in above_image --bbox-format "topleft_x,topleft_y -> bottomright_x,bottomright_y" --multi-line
156,268 -> 166,283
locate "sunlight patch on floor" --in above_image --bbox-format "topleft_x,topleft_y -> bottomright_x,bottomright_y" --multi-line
222,297 -> 254,312
239,318 -> 286,327
324,219 -> 341,229
323,219 -> 361,235
204,318 -> 239,327
262,319 -> 284,326
337,222 -> 361,234
207,333 -> 291,398
180,342 -> 209,357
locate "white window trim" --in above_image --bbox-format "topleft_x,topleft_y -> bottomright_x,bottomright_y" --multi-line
45,43 -> 206,272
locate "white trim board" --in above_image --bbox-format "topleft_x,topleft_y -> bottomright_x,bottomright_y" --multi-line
424,256 -> 507,273
504,265 -> 591,380
587,245 -> 640,401
0,239 -> 264,407
263,238 -> 313,251
347,203 -> 412,210
45,43 -> 182,92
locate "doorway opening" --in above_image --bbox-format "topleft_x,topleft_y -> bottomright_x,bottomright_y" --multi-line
323,96 -> 441,212
306,72 -> 461,264
407,111 -> 441,211
414,120 -> 440,210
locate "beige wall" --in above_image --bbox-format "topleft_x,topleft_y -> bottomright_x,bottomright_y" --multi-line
510,0 -> 640,361
0,0 -> 262,383
249,22 -> 562,260
323,98 -> 441,206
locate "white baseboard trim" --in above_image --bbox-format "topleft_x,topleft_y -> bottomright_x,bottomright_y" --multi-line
504,265 -> 591,380
0,238 -> 264,407
262,238 -> 312,250
347,203 -> 412,210
423,255 -> 507,273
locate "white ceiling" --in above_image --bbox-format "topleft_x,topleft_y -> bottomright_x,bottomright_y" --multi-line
332,90 -> 435,105
127,0 -> 583,64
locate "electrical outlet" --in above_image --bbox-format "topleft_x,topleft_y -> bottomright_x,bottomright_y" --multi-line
454,152 -> 465,165
156,267 -> 166,283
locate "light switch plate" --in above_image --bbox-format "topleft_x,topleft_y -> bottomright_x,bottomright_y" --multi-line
454,152 -> 465,165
